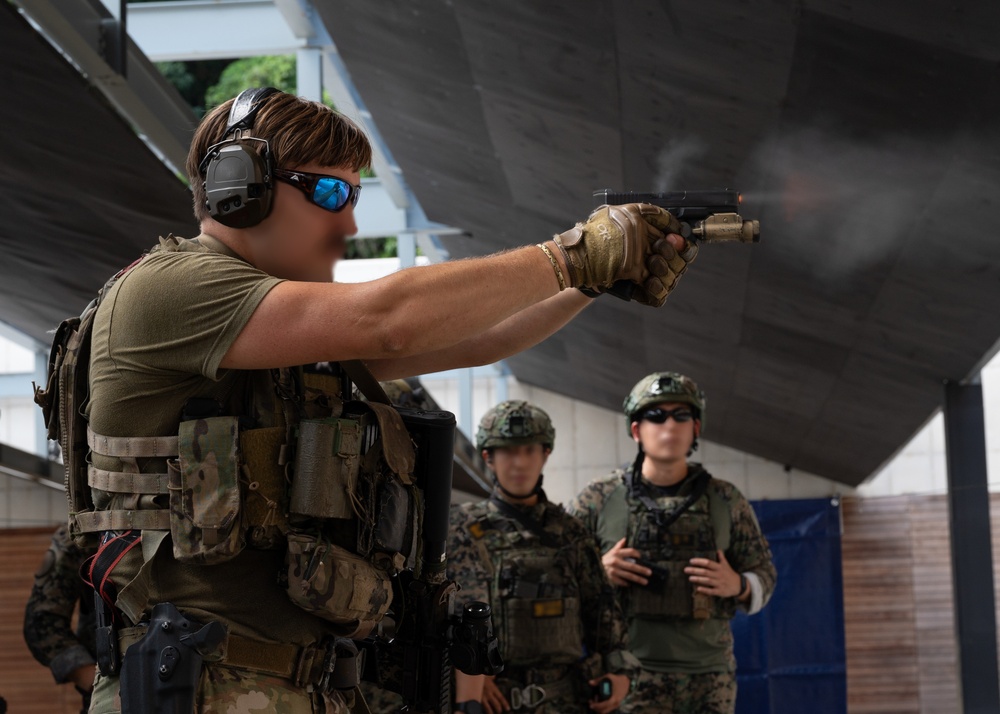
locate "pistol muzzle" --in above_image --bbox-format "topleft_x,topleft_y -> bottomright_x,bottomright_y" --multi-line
690,213 -> 760,243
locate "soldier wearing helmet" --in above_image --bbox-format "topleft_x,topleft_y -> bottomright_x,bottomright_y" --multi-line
448,400 -> 640,714
569,373 -> 776,714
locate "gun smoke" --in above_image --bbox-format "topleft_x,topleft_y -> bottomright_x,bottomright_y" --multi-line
653,138 -> 708,194
742,128 -> 928,284
653,128 -> 931,287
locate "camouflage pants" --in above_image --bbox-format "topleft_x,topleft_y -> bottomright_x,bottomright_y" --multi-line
619,669 -> 736,714
356,681 -> 405,713
89,664 -> 367,713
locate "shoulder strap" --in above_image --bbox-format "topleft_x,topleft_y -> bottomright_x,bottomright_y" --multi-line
488,494 -> 561,549
340,359 -> 391,404
629,463 -> 710,529
706,480 -> 731,553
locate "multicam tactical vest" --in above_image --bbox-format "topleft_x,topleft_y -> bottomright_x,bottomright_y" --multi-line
461,498 -> 584,667
33,243 -> 416,639
601,466 -> 735,621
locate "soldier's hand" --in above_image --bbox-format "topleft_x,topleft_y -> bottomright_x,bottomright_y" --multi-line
601,538 -> 651,587
685,550 -> 742,598
632,220 -> 698,307
589,673 -> 631,714
481,675 -> 510,714
553,204 -> 692,297
70,664 -> 95,692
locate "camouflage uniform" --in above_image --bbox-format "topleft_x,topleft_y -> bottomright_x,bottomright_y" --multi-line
568,373 -> 777,714
71,237 -> 370,714
449,495 -> 638,713
23,524 -> 97,714
446,400 -> 640,713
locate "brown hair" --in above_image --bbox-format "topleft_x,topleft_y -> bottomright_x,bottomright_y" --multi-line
185,91 -> 373,222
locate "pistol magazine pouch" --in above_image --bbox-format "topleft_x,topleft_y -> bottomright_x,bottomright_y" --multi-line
170,417 -> 244,564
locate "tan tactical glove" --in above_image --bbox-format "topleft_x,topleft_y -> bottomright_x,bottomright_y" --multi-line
553,204 -> 698,307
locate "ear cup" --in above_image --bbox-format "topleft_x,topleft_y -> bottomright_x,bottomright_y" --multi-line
203,143 -> 273,228
199,87 -> 280,228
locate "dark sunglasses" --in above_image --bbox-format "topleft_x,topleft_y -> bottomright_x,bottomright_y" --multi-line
639,407 -> 695,424
274,169 -> 362,213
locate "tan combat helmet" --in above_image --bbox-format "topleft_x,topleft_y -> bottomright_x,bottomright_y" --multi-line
475,400 -> 555,452
623,372 -> 706,432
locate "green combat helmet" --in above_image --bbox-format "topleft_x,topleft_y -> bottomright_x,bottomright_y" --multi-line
623,372 -> 706,431
476,400 -> 555,451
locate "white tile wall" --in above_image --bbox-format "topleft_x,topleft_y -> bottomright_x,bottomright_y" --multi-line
0,338 -> 33,372
420,373 -> 845,508
0,471 -> 66,527
0,398 -> 38,453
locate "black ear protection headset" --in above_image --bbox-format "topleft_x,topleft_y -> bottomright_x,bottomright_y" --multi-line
198,87 -> 281,228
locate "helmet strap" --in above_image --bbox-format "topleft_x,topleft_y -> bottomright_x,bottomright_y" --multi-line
628,445 -> 646,495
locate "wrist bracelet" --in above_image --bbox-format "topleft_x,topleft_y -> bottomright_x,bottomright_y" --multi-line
455,701 -> 484,714
537,242 -> 567,291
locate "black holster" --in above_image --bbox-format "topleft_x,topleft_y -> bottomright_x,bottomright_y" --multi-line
120,602 -> 226,714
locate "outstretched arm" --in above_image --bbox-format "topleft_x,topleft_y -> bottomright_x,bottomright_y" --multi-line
366,288 -> 592,380
222,242 -> 566,370
221,209 -> 692,373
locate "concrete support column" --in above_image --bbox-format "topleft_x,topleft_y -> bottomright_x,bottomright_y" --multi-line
943,378 -> 1000,713
458,368 -> 473,439
397,231 -> 416,269
296,47 -> 322,101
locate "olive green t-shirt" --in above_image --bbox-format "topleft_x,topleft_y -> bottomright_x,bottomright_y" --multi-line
86,234 -> 341,645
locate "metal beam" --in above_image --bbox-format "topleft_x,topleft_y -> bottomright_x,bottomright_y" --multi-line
124,0 -> 302,60
120,0 -> 458,254
943,379 -> 1000,714
14,0 -> 198,175
0,442 -> 63,486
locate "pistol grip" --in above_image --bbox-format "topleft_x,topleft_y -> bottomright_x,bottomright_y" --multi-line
606,280 -> 635,302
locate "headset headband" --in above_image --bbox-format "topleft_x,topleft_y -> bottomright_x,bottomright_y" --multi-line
227,87 -> 281,134
199,87 -> 282,228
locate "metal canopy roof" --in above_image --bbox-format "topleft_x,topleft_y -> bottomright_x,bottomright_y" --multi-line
3,0 -> 1000,487
317,1 -> 1000,486
0,0 -> 199,338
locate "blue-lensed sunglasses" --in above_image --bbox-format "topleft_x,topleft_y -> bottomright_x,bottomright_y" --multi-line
639,407 -> 695,424
274,169 -> 362,213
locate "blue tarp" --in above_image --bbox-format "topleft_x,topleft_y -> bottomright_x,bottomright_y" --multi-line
734,498 -> 846,714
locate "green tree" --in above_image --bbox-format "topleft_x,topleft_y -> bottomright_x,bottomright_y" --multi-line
204,55 -> 297,111
345,237 -> 399,260
156,59 -> 231,117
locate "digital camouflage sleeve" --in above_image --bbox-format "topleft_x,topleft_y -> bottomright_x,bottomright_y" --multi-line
713,478 -> 777,612
23,524 -> 97,683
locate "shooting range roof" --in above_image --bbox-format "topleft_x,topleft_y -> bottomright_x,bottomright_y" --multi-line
3,0 -> 1000,486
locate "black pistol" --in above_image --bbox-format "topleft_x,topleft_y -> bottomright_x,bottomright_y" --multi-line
593,188 -> 760,301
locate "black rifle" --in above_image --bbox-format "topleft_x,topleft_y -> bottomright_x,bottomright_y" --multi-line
363,407 -> 503,713
593,188 -> 760,301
